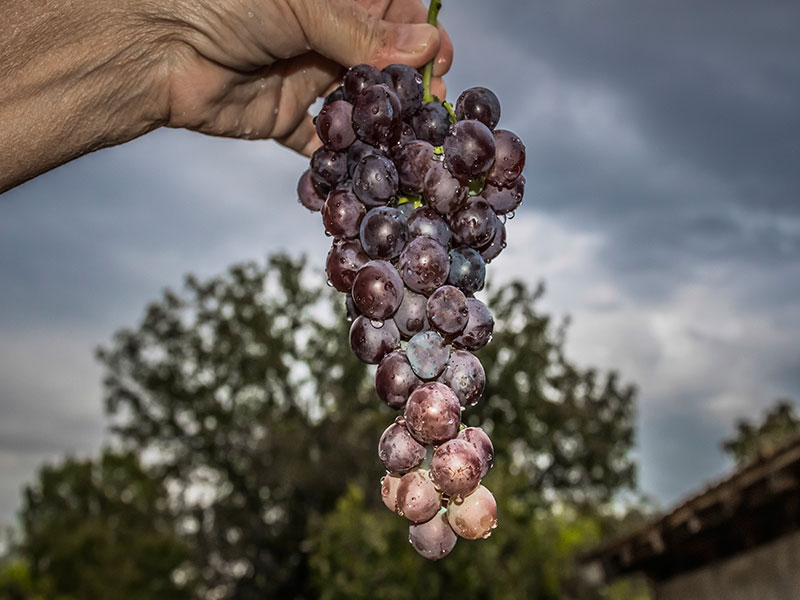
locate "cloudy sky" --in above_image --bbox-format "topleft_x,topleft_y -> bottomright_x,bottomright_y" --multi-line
1,0 -> 799,527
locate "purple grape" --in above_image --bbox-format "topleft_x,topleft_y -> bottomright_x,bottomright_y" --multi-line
458,427 -> 494,478
397,121 -> 416,145
443,120 -> 496,182
396,468 -> 441,523
345,294 -> 361,321
347,140 -> 382,178
326,239 -> 369,293
431,438 -> 482,498
409,509 -> 458,560
423,162 -> 468,216
403,381 -> 461,445
310,147 -> 347,188
452,298 -> 494,351
395,201 -> 417,220
376,351 -> 422,410
450,197 -> 497,249
349,315 -> 400,364
381,474 -> 402,513
379,421 -> 426,474
392,141 -> 435,194
343,64 -> 389,103
446,485 -> 497,539
478,213 -> 506,263
383,64 -> 424,117
398,236 -> 450,295
407,207 -> 451,247
448,248 -> 486,295
352,84 -> 402,146
297,169 -> 326,212
426,285 -> 469,336
486,130 -> 526,188
322,187 -> 365,239
315,100 -> 356,150
353,154 -> 399,207
406,330 -> 450,380
483,175 -> 525,215
455,87 -> 501,130
393,289 -> 429,339
351,260 -> 404,321
359,206 -> 408,260
438,349 -> 485,408
410,102 -> 451,146
323,86 -> 345,105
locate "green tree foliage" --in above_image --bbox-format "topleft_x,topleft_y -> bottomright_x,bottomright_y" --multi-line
721,399 -> 800,465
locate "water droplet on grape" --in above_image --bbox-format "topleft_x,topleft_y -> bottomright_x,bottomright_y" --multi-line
371,319 -> 385,329
508,211 -> 515,219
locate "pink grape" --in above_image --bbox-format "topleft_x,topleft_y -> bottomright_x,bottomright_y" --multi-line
403,382 -> 460,445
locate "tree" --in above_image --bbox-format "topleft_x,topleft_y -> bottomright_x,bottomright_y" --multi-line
721,399 -> 800,465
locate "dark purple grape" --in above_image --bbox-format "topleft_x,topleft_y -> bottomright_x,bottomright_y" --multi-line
443,120 -> 496,182
431,438 -> 482,498
379,421 -> 426,474
406,331 -> 450,380
450,197 -> 497,248
322,187 -> 365,239
345,294 -> 361,321
353,154 -> 399,207
458,427 -> 494,478
452,298 -> 493,351
410,102 -> 451,146
398,236 -> 450,295
438,349 -> 485,407
310,147 -> 347,188
395,201 -> 417,220
426,285 -> 469,336
407,206 -> 451,247
409,509 -> 458,560
326,239 -> 369,293
393,289 -> 429,339
352,84 -> 402,146
446,485 -> 497,539
423,162 -> 468,216
478,213 -> 506,263
455,87 -> 501,130
376,351 -> 422,410
349,315 -> 400,364
351,260 -> 404,320
396,469 -> 441,523
483,175 -> 524,215
486,129 -> 526,188
297,169 -> 326,212
359,206 -> 408,260
343,64 -> 389,103
403,381 -> 461,445
383,64 -> 424,117
397,122 -> 416,145
392,141 -> 435,194
347,140 -> 382,177
448,248 -> 486,295
323,86 -> 345,105
315,100 -> 356,150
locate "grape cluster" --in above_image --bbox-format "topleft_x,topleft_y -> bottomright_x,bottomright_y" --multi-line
296,63 -> 525,560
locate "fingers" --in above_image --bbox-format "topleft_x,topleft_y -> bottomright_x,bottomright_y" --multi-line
276,114 -> 321,156
382,0 -> 453,76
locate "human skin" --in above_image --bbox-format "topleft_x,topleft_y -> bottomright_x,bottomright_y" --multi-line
0,0 -> 453,193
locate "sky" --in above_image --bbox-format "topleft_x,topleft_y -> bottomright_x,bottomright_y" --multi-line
1,0 -> 799,528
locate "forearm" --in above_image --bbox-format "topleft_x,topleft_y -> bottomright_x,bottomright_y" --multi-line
0,0 -> 169,192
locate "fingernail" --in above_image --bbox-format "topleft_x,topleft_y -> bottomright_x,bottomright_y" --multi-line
395,24 -> 437,55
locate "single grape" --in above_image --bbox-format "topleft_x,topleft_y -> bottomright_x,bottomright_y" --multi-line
452,298 -> 494,351
443,120 -> 496,182
310,147 -> 347,188
403,381 -> 460,445
297,169 -> 326,212
345,294 -> 361,321
359,206 -> 408,260
431,438 -> 482,498
409,509 -> 458,560
446,485 -> 497,540
383,64 -> 424,117
347,140 -> 382,177
396,468 -> 441,523
315,100 -> 356,150
455,87 -> 501,130
392,141 -> 435,194
458,427 -> 494,478
352,83 -> 402,146
486,129 -> 526,188
376,351 -> 422,410
349,315 -> 400,364
482,175 -> 525,215
426,285 -> 469,336
393,288 -> 429,339
322,187 -> 365,239
323,86 -> 345,105
407,206 -> 452,247
423,162 -> 468,216
450,196 -> 497,248
379,420 -> 427,474
438,349 -> 485,408
478,212 -> 506,263
381,473 -> 402,514
406,330 -> 450,381
353,154 -> 399,207
398,236 -> 450,295
326,239 -> 369,293
448,248 -> 486,295
410,102 -> 451,146
351,260 -> 404,321
343,64 -> 389,102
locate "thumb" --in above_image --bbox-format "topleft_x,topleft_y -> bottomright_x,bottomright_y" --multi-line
291,0 -> 441,69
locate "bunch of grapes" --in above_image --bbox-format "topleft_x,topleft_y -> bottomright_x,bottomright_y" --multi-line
296,60 -> 525,560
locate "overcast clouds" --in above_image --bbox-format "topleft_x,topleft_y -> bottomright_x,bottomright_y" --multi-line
1,0 -> 799,526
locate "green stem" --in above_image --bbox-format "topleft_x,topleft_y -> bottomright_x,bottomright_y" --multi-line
422,0 -> 442,103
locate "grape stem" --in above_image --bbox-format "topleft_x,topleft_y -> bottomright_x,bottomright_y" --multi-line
422,0 -> 442,103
